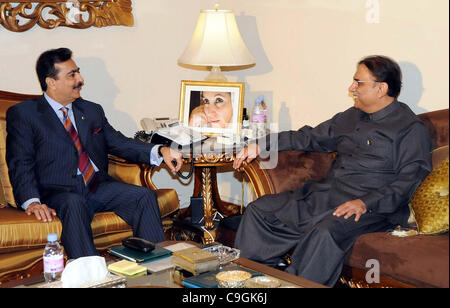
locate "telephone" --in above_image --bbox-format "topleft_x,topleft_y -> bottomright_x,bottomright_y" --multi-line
140,117 -> 206,146
135,118 -> 207,180
140,117 -> 179,133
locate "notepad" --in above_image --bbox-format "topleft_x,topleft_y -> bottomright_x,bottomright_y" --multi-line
107,260 -> 147,277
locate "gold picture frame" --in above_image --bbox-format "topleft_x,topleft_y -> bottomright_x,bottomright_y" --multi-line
179,80 -> 245,136
0,0 -> 134,32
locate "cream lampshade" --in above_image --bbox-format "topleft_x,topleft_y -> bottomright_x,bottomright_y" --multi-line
178,9 -> 255,81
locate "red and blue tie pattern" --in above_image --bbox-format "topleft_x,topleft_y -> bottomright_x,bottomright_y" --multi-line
61,107 -> 97,191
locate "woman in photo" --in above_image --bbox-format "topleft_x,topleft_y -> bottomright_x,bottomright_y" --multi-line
189,91 -> 233,129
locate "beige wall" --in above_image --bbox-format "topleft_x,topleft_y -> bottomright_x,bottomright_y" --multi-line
1,0 -> 448,207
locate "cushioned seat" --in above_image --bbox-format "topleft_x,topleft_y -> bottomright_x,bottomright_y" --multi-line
0,189 -> 178,254
345,232 -> 449,288
0,90 -> 180,281
0,208 -> 131,253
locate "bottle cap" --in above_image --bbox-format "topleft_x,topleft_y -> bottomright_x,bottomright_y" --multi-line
47,233 -> 58,242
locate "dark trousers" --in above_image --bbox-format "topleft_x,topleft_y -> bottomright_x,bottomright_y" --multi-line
43,176 -> 166,259
234,192 -> 393,287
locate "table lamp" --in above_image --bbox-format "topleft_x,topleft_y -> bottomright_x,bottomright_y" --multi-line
178,8 -> 255,81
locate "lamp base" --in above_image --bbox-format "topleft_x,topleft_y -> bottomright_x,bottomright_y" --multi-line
205,66 -> 227,82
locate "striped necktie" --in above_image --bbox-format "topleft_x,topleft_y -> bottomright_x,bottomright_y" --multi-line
61,107 -> 97,191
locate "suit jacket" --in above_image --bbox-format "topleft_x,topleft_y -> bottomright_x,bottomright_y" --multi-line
6,95 -> 156,206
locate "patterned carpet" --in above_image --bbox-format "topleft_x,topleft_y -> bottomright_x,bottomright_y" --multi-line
163,219 -> 205,244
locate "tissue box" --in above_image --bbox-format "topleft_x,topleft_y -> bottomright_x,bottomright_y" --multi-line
36,275 -> 127,288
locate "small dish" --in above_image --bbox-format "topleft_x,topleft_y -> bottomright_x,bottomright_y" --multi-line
216,270 -> 252,288
244,276 -> 281,288
204,245 -> 240,266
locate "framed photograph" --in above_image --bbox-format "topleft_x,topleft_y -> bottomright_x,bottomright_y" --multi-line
179,80 -> 245,135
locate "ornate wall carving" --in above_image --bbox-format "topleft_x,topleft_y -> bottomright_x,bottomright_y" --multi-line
0,0 -> 133,32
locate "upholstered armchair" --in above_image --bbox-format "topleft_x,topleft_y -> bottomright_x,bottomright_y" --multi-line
225,108 -> 449,288
0,90 -> 179,283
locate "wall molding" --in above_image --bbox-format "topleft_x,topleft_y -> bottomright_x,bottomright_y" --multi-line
0,0 -> 133,32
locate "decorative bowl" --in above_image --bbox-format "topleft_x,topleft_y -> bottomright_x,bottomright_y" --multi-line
244,276 -> 281,288
216,270 -> 252,288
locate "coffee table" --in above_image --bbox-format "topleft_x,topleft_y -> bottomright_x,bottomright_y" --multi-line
2,241 -> 326,288
124,256 -> 326,288
113,241 -> 326,288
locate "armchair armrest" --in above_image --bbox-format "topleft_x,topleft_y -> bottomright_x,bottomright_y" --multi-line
242,150 -> 336,198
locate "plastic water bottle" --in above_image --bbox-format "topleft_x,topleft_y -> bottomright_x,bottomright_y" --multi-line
251,96 -> 266,138
43,233 -> 65,283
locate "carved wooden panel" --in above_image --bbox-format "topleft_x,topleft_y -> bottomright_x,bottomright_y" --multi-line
0,0 -> 133,32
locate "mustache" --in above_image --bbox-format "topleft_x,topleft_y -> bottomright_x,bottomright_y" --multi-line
73,82 -> 84,89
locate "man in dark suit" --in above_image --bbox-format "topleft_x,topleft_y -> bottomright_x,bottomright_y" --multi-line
6,48 -> 183,259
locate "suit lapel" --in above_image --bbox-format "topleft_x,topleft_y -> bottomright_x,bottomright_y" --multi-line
37,95 -> 75,148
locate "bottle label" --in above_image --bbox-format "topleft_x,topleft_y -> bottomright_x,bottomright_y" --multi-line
242,120 -> 250,129
252,115 -> 265,123
43,255 -> 64,273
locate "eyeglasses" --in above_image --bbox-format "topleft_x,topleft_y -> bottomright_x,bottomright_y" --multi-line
352,79 -> 380,88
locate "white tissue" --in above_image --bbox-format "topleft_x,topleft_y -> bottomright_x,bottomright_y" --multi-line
61,256 -> 110,288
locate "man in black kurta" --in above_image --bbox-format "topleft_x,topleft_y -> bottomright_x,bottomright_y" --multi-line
232,55 -> 432,287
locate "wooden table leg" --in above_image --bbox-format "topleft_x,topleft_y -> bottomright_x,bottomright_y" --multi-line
201,167 -> 214,230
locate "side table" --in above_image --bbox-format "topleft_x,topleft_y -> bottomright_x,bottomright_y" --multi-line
174,138 -> 246,243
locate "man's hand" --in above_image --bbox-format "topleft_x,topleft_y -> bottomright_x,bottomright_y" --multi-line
25,202 -> 57,222
233,143 -> 260,169
160,146 -> 183,173
332,199 -> 367,222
